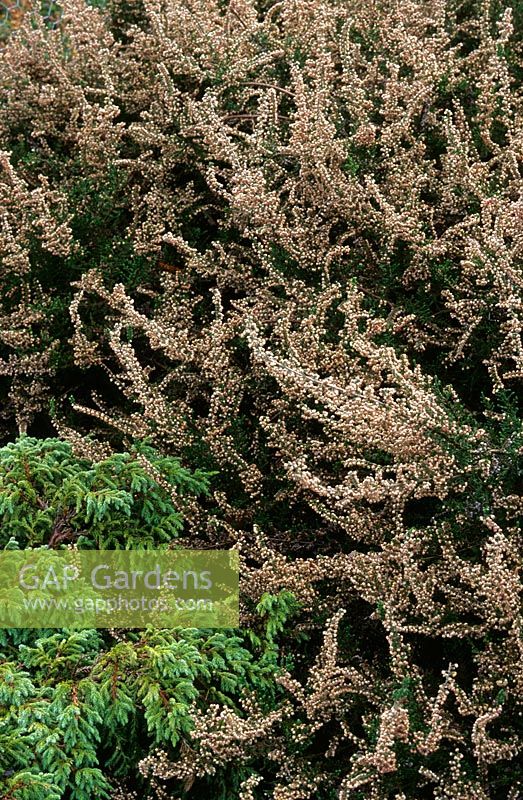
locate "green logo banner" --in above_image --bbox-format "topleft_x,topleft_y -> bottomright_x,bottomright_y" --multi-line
0,550 -> 239,628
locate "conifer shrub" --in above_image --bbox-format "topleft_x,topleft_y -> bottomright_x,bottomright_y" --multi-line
0,436 -> 298,799
0,435 -> 211,548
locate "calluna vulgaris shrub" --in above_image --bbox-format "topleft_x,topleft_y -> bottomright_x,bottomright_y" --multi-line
1,0 -> 523,797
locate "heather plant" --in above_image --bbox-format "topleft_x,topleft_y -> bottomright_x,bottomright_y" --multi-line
1,0 -> 523,797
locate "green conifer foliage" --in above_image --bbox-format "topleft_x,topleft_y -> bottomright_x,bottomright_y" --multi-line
0,437 -> 296,799
0,436 -> 211,548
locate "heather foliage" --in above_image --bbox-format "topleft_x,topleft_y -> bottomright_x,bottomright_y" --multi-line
0,0 -> 523,797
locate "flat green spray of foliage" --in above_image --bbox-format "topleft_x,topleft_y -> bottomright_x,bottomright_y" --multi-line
0,435 -> 211,548
0,437 -> 299,799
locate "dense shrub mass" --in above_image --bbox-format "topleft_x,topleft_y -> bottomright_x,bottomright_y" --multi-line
1,0 -> 523,797
0,437 -> 298,799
